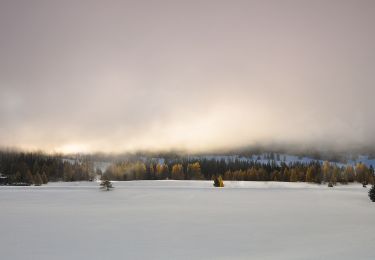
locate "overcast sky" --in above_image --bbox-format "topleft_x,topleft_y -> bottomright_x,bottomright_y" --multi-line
1,0 -> 375,153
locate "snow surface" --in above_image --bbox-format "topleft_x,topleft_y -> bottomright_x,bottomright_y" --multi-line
1,181 -> 374,260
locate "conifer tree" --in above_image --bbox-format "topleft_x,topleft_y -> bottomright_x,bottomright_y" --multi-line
322,161 -> 331,183
156,163 -> 169,179
134,162 -> 146,180
32,161 -> 40,175
306,166 -> 314,183
344,165 -> 355,182
341,168 -> 348,184
34,172 -> 43,186
258,168 -> 268,181
369,185 -> 375,202
63,163 -> 74,182
290,169 -> 298,182
149,163 -> 155,180
369,166 -> 374,185
356,162 -> 369,185
171,164 -> 184,180
187,162 -> 203,180
41,172 -> 48,184
14,171 -> 22,183
271,170 -> 279,181
331,166 -> 339,185
100,178 -> 113,191
224,170 -> 233,180
249,167 -> 258,181
330,174 -> 336,186
25,170 -> 34,184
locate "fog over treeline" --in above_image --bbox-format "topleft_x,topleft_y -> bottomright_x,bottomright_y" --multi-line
1,148 -> 374,187
1,0 -> 375,153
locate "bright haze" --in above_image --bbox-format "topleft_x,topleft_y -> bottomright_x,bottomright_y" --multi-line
1,0 -> 375,154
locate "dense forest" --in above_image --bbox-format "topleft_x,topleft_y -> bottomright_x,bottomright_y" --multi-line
0,151 -> 96,185
103,159 -> 375,186
1,151 -> 374,186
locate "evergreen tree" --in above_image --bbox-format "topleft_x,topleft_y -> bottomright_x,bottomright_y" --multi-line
14,171 -> 22,183
63,163 -> 74,182
330,174 -> 337,186
341,168 -> 349,184
41,172 -> 48,184
258,168 -> 269,181
283,168 -> 290,182
224,170 -> 233,180
369,185 -> 375,202
322,161 -> 331,183
331,166 -> 339,185
25,170 -> 34,184
134,162 -> 146,180
34,173 -> 43,186
290,169 -> 299,182
249,167 -> 258,181
32,161 -> 40,175
306,166 -> 314,183
271,170 -> 279,181
156,163 -> 169,179
369,165 -> 375,185
100,179 -> 113,191
149,163 -> 155,179
344,165 -> 355,182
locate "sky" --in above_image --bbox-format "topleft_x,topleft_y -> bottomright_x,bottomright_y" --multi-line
1,0 -> 375,154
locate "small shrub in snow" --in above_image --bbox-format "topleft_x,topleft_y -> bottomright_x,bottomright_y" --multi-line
213,175 -> 224,187
100,179 -> 113,191
369,185 -> 375,202
328,182 -> 333,188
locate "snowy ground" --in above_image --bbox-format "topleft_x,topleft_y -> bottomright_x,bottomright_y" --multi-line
0,181 -> 374,260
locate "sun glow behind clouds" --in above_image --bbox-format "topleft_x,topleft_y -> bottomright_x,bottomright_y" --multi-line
1,0 -> 375,153
55,144 -> 90,154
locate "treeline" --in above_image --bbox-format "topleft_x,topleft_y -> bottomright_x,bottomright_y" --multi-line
104,161 -> 204,180
103,158 -> 375,185
104,158 -> 263,180
1,151 -> 374,185
223,161 -> 374,185
0,151 -> 96,185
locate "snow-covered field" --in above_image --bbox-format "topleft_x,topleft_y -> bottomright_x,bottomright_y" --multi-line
0,181 -> 374,260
